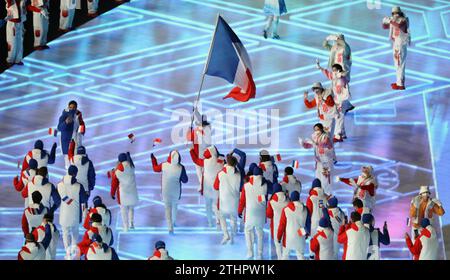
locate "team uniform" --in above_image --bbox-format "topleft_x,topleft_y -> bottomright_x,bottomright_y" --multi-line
266,185 -> 289,260
263,0 -> 287,39
71,148 -> 96,220
151,151 -> 188,233
337,221 -> 370,260
306,179 -> 328,237
21,141 -> 56,172
310,219 -> 336,260
59,0 -> 77,31
338,166 -> 377,210
280,174 -> 301,197
18,224 -> 51,260
5,0 -> 26,65
78,222 -> 114,257
21,203 -> 48,235
326,197 -> 346,259
405,222 -> 439,260
27,0 -> 50,49
13,160 -> 38,207
22,175 -> 61,214
57,108 -> 86,169
32,221 -> 59,260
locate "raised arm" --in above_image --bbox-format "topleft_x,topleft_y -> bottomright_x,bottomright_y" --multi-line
151,153 -> 162,172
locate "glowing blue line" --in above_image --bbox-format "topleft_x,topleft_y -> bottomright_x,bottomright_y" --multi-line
441,10 -> 450,38
0,82 -> 59,106
5,63 -> 54,78
44,73 -> 95,87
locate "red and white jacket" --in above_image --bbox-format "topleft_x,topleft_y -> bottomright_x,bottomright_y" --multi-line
78,222 -> 113,256
21,149 -> 49,172
306,187 -> 327,236
14,168 -> 36,206
340,175 -> 377,210
337,221 -> 370,260
327,207 -> 346,259
321,69 -> 350,105
22,203 -> 48,235
111,161 -> 139,206
310,226 -> 335,260
266,191 -> 289,240
238,175 -> 267,228
214,165 -> 241,216
148,249 -> 173,260
190,144 -> 224,199
277,201 -> 308,250
22,175 -> 56,209
32,222 -> 59,260
6,0 -> 27,23
405,225 -> 439,260
83,206 -> 111,229
280,175 -> 301,197
27,0 -> 49,13
383,16 -> 410,44
304,88 -> 338,121
18,242 -> 46,260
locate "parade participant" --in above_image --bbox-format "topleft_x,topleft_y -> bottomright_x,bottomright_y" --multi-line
59,0 -> 77,32
13,159 -> 38,207
409,186 -> 445,236
149,241 -> 174,260
301,124 -> 336,195
306,178 -> 328,237
21,191 -> 48,235
277,191 -> 310,260
151,150 -> 188,233
304,82 -> 340,141
190,106 -> 212,191
57,100 -> 86,169
238,166 -> 268,260
32,213 -> 59,260
280,167 -> 301,197
5,0 -> 27,66
214,154 -> 243,244
111,152 -> 139,232
262,0 -> 287,39
85,234 -> 119,260
57,165 -> 88,259
405,218 -> 439,260
190,144 -> 224,228
22,167 -> 60,214
316,60 -> 351,141
352,198 -> 370,215
337,211 -> 370,260
18,224 -> 51,260
27,0 -> 50,50
337,165 -> 378,210
266,183 -> 289,260
326,196 -> 346,259
362,213 -> 390,260
259,150 -> 279,195
71,146 -> 96,219
78,213 -> 113,257
382,6 -> 411,90
323,34 -> 352,81
83,196 -> 112,229
21,140 -> 56,171
310,216 -> 335,260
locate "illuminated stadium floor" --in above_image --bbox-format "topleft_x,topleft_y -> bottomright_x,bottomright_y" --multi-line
0,0 -> 449,260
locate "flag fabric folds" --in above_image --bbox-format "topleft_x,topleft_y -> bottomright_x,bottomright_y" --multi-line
204,15 -> 256,102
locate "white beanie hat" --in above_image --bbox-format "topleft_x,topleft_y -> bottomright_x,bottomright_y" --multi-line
311,82 -> 324,90
419,185 -> 430,195
392,6 -> 402,13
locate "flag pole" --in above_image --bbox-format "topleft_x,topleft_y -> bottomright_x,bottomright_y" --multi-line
190,14 -> 221,131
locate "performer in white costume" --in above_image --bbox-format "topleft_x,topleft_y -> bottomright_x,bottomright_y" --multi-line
59,0 -> 77,32
5,0 -> 27,66
382,6 -> 411,90
266,183 -> 289,260
32,213 -> 60,260
27,0 -> 50,50
151,150 -> 188,234
338,165 -> 378,211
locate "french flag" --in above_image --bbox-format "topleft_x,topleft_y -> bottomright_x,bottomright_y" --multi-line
204,15 -> 256,102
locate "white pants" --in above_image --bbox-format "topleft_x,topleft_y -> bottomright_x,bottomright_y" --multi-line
219,212 -> 237,241
120,205 -> 134,231
87,0 -> 99,14
282,248 -> 305,260
393,40 -> 407,86
164,201 -> 178,232
335,105 -> 345,138
274,239 -> 283,260
33,12 -> 49,47
205,197 -> 218,227
6,21 -> 24,64
60,7 -> 76,30
264,15 -> 280,36
245,225 -> 263,259
316,161 -> 333,195
62,226 -> 79,253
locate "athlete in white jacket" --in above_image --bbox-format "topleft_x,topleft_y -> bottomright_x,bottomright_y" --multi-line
266,183 -> 289,260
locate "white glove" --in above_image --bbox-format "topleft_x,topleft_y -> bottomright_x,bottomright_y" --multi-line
326,34 -> 338,41
316,58 -> 321,69
382,16 -> 391,25
335,176 -> 340,183
298,137 -> 303,146
432,198 -> 442,207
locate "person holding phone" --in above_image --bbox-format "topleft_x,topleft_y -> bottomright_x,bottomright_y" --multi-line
362,214 -> 390,260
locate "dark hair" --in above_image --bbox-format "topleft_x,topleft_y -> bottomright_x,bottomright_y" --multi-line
351,211 -> 361,223
37,167 -> 48,178
226,154 -> 238,167
260,155 -> 271,162
332,64 -> 343,72
91,213 -> 103,223
284,167 -> 294,175
314,123 -> 324,132
68,100 -> 78,107
31,191 -> 43,204
352,198 -> 363,208
44,213 -> 54,222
